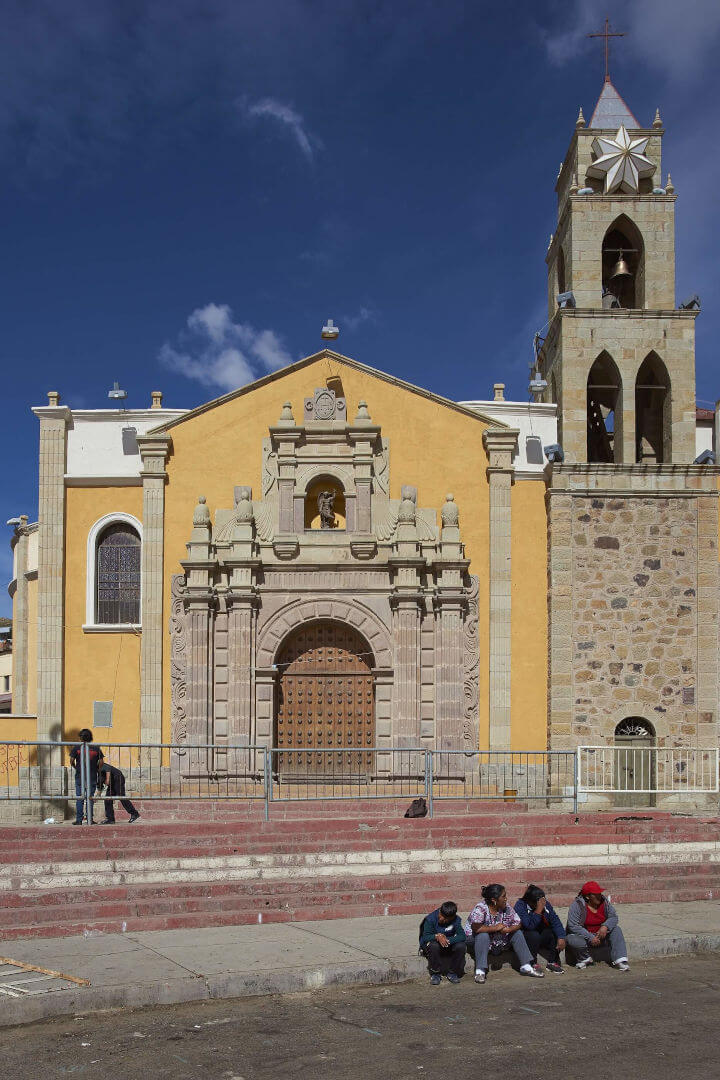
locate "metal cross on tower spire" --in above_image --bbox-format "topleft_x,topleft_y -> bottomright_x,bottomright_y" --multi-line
587,17 -> 626,81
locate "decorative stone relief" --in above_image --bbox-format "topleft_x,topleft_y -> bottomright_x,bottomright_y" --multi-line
463,575 -> 480,748
169,573 -> 188,751
261,439 -> 278,495
373,438 -> 390,495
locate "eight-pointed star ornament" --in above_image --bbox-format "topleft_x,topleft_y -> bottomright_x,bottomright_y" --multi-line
586,125 -> 656,194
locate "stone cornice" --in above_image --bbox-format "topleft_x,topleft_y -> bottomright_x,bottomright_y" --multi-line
32,406 -> 73,423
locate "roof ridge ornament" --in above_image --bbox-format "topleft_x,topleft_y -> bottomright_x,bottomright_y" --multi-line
576,106 -> 586,128
653,107 -> 663,128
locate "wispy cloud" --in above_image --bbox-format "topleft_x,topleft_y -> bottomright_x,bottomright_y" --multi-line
539,0 -> 720,81
159,303 -> 291,392
238,97 -> 320,160
341,306 -> 377,332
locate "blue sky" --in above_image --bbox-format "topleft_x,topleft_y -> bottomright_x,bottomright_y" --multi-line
2,0 -> 720,614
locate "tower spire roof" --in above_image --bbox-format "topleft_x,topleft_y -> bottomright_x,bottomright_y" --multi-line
589,78 -> 640,129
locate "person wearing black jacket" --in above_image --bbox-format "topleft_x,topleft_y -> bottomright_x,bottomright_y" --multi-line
97,762 -> 140,824
419,901 -> 467,984
69,729 -> 104,825
514,884 -> 566,973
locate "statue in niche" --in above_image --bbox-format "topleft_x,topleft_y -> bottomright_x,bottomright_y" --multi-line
317,490 -> 337,529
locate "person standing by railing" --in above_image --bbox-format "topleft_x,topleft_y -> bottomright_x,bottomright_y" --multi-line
69,729 -> 103,825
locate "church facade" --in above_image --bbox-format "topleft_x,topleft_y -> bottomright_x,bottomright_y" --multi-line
6,79 -> 719,779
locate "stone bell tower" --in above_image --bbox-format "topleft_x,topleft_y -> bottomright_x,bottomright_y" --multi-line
541,79 -> 697,465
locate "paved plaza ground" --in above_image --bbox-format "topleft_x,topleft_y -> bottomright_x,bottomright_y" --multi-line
2,952 -> 719,1079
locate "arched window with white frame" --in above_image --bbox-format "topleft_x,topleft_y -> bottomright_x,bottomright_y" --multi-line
85,513 -> 142,629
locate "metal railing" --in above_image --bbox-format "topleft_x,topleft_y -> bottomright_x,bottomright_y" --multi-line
2,741 -> 719,820
577,745 -> 720,795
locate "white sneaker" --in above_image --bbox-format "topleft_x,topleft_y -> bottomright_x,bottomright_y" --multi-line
520,964 -> 545,978
575,956 -> 594,970
474,971 -> 486,984
613,960 -> 630,972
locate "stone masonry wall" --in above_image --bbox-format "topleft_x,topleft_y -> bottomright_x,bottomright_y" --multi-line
571,495 -> 699,744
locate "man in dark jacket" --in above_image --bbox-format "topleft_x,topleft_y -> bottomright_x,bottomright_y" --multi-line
514,885 -> 566,973
69,729 -> 104,825
419,901 -> 467,984
96,762 -> 140,824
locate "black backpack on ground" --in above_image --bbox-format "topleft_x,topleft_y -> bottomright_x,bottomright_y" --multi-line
404,796 -> 428,818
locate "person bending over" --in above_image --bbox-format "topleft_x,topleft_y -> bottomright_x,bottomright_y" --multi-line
419,901 -> 467,985
465,884 -> 544,984
565,880 -> 629,971
514,884 -> 566,974
97,762 -> 140,825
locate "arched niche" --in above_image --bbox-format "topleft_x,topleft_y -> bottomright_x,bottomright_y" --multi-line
587,352 -> 623,463
635,352 -> 671,464
602,215 -> 645,309
304,475 -> 347,530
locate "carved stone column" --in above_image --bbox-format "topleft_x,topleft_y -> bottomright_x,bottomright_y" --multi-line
181,496 -> 216,774
270,403 -> 301,555
34,396 -> 71,741
225,486 -> 259,754
348,401 -> 379,537
389,487 -> 424,752
433,496 -> 470,760
483,428 -> 518,751
137,433 -> 171,747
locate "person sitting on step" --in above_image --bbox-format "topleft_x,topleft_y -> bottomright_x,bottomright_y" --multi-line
464,884 -> 544,983
96,761 -> 140,825
419,901 -> 467,985
565,880 -> 630,971
513,884 -> 566,974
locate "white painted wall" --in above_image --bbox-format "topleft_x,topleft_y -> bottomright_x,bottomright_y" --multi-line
457,399 -> 557,476
65,409 -> 186,479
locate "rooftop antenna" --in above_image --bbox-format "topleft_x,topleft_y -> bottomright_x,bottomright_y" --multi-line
108,380 -> 128,404
321,318 -> 340,341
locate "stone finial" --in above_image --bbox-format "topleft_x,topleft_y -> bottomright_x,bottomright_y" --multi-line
193,495 -> 211,527
653,107 -> 663,128
47,391 -> 60,407
576,106 -> 586,128
493,383 -> 505,402
441,493 -> 459,528
398,485 -> 417,525
151,390 -> 163,409
569,172 -> 579,194
278,401 -> 295,426
234,485 -> 254,524
666,172 -> 675,194
355,400 -> 371,422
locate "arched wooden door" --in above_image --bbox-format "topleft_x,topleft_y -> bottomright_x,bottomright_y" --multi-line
614,718 -> 656,807
275,621 -> 375,779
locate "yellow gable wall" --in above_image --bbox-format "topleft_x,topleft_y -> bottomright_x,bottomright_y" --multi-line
161,356 -> 493,746
63,487 -> 143,743
510,480 -> 549,750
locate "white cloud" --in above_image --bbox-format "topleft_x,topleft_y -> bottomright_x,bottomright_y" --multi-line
341,306 -> 377,332
539,0 -> 720,81
239,97 -> 319,160
159,302 -> 292,392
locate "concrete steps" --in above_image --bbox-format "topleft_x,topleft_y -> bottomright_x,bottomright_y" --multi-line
1,804 -> 718,940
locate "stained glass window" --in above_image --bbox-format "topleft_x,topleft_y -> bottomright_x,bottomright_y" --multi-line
96,524 -> 141,624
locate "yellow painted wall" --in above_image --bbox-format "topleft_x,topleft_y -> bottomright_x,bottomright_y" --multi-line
161,356 -> 493,745
63,487 -> 143,744
510,478 -> 548,750
0,714 -> 39,787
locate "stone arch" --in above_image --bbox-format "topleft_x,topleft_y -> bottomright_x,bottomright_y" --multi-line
595,705 -> 667,744
587,351 -> 623,463
295,463 -> 354,494
85,512 -> 143,627
602,214 -> 645,308
635,351 -> 671,463
257,597 -> 393,669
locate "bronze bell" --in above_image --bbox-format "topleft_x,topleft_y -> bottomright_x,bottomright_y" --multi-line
610,253 -> 632,281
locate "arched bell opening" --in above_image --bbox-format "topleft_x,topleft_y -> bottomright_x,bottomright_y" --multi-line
635,352 -> 671,464
614,717 -> 656,808
602,216 -> 645,309
587,352 -> 623,463
304,475 -> 347,530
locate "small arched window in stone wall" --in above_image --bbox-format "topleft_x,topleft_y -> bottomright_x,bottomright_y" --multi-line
96,524 -> 141,624
614,717 -> 655,740
304,476 -> 346,531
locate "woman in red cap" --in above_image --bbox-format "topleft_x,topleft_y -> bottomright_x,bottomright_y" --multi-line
565,881 -> 629,971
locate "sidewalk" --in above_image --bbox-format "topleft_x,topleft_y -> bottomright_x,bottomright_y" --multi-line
2,901 -> 720,1028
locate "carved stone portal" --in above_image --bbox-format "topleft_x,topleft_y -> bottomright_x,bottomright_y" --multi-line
170,390 -> 480,774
